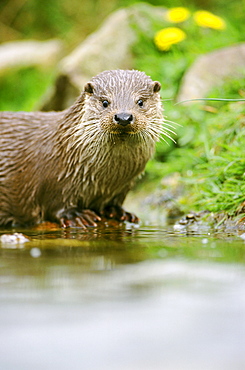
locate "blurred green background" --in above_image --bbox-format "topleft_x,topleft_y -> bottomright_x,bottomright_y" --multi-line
0,0 -> 244,112
0,0 -> 244,45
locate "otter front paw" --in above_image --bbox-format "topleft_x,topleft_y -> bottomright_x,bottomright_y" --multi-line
57,208 -> 101,228
102,205 -> 139,223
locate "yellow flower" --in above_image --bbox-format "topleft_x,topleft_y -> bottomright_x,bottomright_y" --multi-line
154,27 -> 187,51
165,7 -> 191,23
193,10 -> 226,30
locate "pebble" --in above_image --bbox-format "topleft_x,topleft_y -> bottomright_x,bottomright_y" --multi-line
0,233 -> 30,248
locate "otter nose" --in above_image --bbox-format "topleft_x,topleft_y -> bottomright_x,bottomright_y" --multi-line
114,113 -> 134,126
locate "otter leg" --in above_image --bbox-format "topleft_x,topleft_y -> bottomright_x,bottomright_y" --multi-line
57,208 -> 101,228
102,205 -> 139,223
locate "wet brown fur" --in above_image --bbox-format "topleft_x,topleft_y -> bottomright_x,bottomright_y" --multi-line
0,69 -> 168,226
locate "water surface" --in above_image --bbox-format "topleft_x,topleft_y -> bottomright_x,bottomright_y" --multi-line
0,223 -> 245,370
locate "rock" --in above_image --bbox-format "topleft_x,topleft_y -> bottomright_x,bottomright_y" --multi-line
0,39 -> 63,73
0,232 -> 30,248
60,9 -> 136,88
41,3 -> 165,111
177,43 -> 245,103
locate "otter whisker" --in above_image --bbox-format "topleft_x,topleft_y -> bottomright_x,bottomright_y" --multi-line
164,118 -> 181,127
147,123 -> 176,143
140,131 -> 152,145
142,128 -> 160,143
155,124 -> 176,134
161,132 -> 176,143
152,118 -> 177,130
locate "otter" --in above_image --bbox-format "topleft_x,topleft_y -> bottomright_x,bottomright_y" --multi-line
0,69 -> 171,228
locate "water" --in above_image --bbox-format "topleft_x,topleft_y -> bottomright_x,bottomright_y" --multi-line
1,223 -> 245,370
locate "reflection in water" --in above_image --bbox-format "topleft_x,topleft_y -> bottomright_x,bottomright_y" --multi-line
0,224 -> 245,369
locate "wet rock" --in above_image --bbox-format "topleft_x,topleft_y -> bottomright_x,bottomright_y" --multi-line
0,232 -> 30,248
41,3 -> 166,111
173,211 -> 212,234
174,210 -> 245,236
177,43 -> 245,103
176,211 -> 204,226
0,39 -> 63,73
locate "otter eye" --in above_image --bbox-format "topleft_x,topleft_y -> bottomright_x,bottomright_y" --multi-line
137,99 -> 144,107
102,100 -> 109,108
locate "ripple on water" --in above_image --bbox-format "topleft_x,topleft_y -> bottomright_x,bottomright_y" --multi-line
0,223 -> 245,369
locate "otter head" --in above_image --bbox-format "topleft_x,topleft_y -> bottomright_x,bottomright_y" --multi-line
82,69 -> 163,142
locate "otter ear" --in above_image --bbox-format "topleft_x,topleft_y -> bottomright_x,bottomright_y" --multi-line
153,81 -> 161,93
84,82 -> 94,94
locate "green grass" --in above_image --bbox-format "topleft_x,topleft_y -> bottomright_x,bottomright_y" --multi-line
184,99 -> 245,213
127,2 -> 245,215
143,83 -> 245,214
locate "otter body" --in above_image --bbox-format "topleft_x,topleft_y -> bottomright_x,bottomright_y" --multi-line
0,69 -> 165,227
